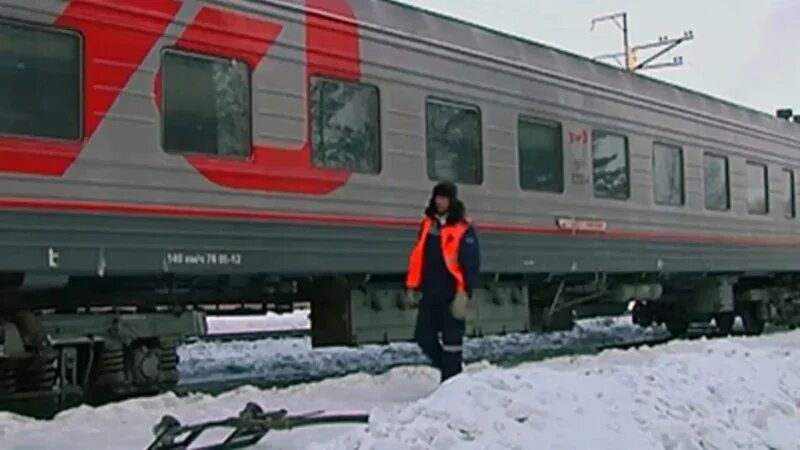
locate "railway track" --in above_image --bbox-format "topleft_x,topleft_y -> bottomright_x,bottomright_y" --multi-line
177,324 -> 753,398
177,330 -> 732,398
184,319 -> 792,396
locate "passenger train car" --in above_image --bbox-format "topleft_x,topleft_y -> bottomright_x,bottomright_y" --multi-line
1,0 -> 799,404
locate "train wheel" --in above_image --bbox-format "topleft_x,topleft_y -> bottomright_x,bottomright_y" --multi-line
740,303 -> 765,336
541,308 -> 575,332
666,317 -> 689,337
664,302 -> 688,337
631,301 -> 653,328
714,312 -> 735,336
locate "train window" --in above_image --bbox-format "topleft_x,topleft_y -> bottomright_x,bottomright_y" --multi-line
161,49 -> 250,157
746,162 -> 769,215
592,130 -> 629,200
783,169 -> 796,219
310,77 -> 381,174
652,142 -> 684,206
518,117 -> 563,193
703,153 -> 730,211
426,98 -> 482,184
0,20 -> 81,140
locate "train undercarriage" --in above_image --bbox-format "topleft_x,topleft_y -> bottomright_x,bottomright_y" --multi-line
0,308 -> 203,414
629,277 -> 800,335
1,271 -> 799,414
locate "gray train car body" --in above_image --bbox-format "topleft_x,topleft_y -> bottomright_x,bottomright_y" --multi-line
0,0 -> 799,405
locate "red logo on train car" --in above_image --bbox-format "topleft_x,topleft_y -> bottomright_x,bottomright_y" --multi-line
0,0 -> 181,176
568,130 -> 588,145
0,0 -> 360,195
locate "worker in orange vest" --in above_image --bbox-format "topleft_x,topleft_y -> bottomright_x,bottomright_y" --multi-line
402,181 -> 481,382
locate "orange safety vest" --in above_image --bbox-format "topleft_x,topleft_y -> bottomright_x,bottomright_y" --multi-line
405,217 -> 470,293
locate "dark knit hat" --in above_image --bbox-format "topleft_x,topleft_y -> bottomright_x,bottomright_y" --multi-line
432,181 -> 457,200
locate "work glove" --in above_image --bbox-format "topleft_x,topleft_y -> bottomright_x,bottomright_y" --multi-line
399,289 -> 420,310
450,291 -> 471,320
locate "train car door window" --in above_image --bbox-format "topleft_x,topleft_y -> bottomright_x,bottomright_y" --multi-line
310,77 -> 381,174
783,168 -> 795,219
703,153 -> 730,211
518,117 -> 563,193
746,161 -> 769,215
425,98 -> 482,184
591,130 -> 629,200
161,49 -> 251,158
652,142 -> 684,206
0,20 -> 81,140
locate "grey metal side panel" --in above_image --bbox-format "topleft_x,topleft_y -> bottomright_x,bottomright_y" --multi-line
0,0 -> 798,276
1,211 -> 798,276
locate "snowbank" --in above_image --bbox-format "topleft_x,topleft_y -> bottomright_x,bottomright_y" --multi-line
1,328 -> 797,449
0,367 -> 441,450
317,330 -> 800,450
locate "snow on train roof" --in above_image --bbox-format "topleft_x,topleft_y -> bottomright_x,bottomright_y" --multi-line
357,0 -> 798,139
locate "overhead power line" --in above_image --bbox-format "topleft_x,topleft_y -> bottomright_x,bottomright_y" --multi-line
590,12 -> 694,72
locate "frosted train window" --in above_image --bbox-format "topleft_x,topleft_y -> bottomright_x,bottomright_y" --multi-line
161,49 -> 250,157
0,20 -> 81,140
310,77 -> 381,174
518,117 -> 563,193
652,142 -> 684,206
426,98 -> 482,184
783,168 -> 795,219
746,161 -> 768,215
591,130 -> 629,200
703,153 -> 729,211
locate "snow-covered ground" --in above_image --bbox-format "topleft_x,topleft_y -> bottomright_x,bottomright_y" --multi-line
180,314 -> 669,386
1,328 -> 798,449
319,330 -> 800,450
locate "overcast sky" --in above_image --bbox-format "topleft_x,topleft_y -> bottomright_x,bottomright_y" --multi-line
395,0 -> 799,116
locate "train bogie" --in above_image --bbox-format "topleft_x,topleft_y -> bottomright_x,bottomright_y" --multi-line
306,278 -> 531,346
0,310 -> 204,412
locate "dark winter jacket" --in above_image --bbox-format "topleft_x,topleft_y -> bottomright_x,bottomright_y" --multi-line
419,182 -> 481,302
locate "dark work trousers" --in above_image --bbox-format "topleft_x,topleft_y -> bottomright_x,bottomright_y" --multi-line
414,296 -> 466,383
